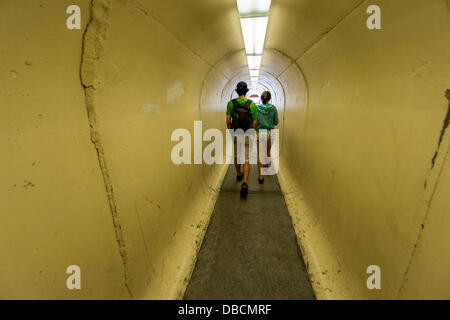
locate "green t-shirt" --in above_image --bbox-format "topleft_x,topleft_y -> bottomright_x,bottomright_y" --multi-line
226,98 -> 258,121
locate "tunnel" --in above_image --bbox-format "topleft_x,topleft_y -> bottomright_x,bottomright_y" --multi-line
1,0 -> 450,300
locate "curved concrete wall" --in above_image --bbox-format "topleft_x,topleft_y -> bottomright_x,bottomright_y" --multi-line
272,0 -> 450,299
1,0 -> 231,299
1,0 -> 449,299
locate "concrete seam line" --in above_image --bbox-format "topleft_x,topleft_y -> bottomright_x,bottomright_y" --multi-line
80,0 -> 134,298
275,0 -> 366,79
277,62 -> 310,144
278,74 -> 287,153
220,78 -> 233,102
125,0 -> 231,83
267,48 -> 296,79
199,66 -> 230,119
293,0 -> 367,63
274,62 -> 310,161
297,63 -> 311,152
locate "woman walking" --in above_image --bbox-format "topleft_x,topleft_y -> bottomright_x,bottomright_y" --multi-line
257,91 -> 279,184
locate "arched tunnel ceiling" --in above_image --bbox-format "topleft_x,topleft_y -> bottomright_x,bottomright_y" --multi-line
260,49 -> 293,78
214,50 -> 249,81
265,0 -> 364,60
139,0 -> 366,82
133,0 -> 243,66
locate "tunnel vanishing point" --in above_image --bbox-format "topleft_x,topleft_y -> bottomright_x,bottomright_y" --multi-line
1,0 -> 450,300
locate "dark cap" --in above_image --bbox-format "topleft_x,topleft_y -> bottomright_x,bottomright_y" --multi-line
236,81 -> 249,95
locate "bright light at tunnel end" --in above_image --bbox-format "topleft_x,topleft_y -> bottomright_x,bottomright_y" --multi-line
237,0 -> 271,88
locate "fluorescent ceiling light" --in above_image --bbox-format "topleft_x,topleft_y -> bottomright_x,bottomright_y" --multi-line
240,16 -> 268,55
237,1 -> 271,91
249,70 -> 259,77
247,55 -> 262,70
237,0 -> 271,17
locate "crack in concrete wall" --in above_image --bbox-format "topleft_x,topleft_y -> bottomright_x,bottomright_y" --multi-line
397,90 -> 450,297
431,89 -> 450,169
80,0 -> 134,298
398,145 -> 449,297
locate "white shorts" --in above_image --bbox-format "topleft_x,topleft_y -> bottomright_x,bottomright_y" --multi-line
233,134 -> 256,163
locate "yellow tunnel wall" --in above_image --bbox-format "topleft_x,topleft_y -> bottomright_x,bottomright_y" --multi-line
1,0 -> 229,299
276,0 -> 450,299
1,0 -> 450,300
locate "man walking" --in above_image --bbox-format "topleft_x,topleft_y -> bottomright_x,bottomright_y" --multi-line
226,81 -> 258,198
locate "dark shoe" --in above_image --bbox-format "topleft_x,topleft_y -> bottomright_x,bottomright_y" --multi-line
240,182 -> 248,198
237,174 -> 243,181
258,177 -> 264,184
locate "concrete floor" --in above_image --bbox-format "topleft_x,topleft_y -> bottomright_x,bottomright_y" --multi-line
184,165 -> 315,300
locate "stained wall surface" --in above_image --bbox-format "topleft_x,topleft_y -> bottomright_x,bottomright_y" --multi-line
1,0 -> 449,300
0,0 -> 234,299
271,0 -> 450,299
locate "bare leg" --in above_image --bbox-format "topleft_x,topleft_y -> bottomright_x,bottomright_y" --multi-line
264,140 -> 272,168
257,142 -> 263,179
243,162 -> 250,183
234,158 -> 242,176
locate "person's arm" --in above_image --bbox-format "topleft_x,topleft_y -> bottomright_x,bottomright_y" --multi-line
226,115 -> 232,129
252,120 -> 257,130
226,101 -> 233,129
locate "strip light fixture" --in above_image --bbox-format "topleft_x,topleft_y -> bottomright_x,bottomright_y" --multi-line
236,0 -> 271,89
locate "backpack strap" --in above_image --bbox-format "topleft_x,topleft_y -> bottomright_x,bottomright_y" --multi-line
244,99 -> 253,117
234,99 -> 252,109
231,99 -> 239,110
231,99 -> 238,118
